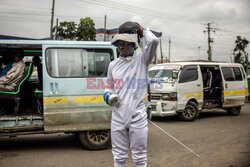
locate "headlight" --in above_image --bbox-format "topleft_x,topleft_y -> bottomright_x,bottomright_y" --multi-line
162,93 -> 169,100
170,92 -> 177,99
162,92 -> 177,101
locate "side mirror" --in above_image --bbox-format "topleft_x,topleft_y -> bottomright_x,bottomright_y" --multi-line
172,70 -> 178,79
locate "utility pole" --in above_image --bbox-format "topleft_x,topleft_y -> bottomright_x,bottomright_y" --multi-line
50,0 -> 55,40
245,52 -> 248,72
104,15 -> 107,41
204,22 -> 215,61
55,18 -> 58,40
168,37 -> 171,62
153,49 -> 157,64
160,38 -> 163,63
198,46 -> 201,60
233,51 -> 235,63
229,54 -> 233,63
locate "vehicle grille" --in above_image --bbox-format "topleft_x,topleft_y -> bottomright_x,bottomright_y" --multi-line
151,105 -> 156,111
151,94 -> 162,100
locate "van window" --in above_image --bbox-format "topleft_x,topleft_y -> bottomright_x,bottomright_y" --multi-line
240,67 -> 246,80
179,65 -> 198,83
149,70 -> 173,79
45,48 -> 112,78
221,67 -> 243,81
233,67 -> 243,81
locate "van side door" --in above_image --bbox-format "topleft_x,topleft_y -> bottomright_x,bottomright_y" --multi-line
221,65 -> 245,107
42,45 -> 116,132
177,65 -> 203,111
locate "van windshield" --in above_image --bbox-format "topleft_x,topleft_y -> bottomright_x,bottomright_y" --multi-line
149,69 -> 173,79
149,65 -> 181,79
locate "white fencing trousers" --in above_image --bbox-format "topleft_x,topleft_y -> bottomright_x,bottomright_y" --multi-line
111,103 -> 148,167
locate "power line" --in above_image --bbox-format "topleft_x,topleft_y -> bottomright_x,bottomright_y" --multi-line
0,8 -> 50,14
214,22 -> 250,36
78,0 -> 201,24
0,11 -> 50,16
0,2 -> 50,10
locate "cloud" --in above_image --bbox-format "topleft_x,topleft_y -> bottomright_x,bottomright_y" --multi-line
196,1 -> 237,21
0,0 -> 249,62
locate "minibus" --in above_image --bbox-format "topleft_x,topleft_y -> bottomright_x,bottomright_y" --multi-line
0,40 -> 117,149
149,62 -> 248,121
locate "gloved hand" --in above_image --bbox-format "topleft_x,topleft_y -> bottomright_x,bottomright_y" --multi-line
103,92 -> 120,107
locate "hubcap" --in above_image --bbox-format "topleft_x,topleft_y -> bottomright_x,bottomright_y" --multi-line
87,130 -> 110,145
183,106 -> 196,118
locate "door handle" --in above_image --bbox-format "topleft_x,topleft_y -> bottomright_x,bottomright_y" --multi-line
50,82 -> 59,94
55,83 -> 59,94
50,82 -> 55,94
225,83 -> 228,89
197,84 -> 201,86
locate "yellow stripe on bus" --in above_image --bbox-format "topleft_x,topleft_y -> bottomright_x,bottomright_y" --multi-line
245,88 -> 248,93
232,89 -> 246,95
224,90 -> 231,95
197,92 -> 203,98
74,96 -> 104,103
185,92 -> 203,98
44,97 -> 69,105
224,89 -> 247,95
186,93 -> 195,98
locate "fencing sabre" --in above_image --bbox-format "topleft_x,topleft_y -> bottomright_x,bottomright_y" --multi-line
148,119 -> 201,158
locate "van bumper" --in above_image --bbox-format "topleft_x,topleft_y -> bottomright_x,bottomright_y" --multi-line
151,100 -> 177,117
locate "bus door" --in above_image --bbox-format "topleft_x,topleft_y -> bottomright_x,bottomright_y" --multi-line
42,45 -> 116,132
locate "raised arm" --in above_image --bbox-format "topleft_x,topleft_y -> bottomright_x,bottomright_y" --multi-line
141,27 -> 159,65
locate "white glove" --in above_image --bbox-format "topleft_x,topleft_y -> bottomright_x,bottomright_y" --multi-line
108,93 -> 120,107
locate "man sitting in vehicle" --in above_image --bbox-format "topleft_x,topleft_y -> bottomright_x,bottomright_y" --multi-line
0,49 -> 25,91
0,51 -> 14,77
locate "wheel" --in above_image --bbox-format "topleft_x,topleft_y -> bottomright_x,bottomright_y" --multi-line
227,107 -> 241,116
178,101 -> 199,121
78,130 -> 111,150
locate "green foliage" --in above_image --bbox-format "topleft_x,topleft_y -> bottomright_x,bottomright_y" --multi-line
57,21 -> 77,40
77,17 -> 96,41
233,36 -> 249,71
57,17 -> 96,41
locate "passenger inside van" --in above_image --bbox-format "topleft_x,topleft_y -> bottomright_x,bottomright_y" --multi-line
0,50 -> 14,77
0,57 -> 2,72
0,49 -> 25,91
32,56 -> 42,89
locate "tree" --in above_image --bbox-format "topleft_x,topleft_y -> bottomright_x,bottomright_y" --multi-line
77,17 -> 96,41
233,36 -> 249,71
57,21 -> 77,40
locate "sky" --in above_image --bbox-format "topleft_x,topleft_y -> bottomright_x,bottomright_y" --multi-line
0,0 -> 250,62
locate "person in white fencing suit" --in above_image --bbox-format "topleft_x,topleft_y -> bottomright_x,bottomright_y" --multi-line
103,21 -> 159,167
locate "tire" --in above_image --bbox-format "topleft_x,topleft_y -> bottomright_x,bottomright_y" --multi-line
178,101 -> 199,121
227,107 -> 241,116
78,130 -> 111,150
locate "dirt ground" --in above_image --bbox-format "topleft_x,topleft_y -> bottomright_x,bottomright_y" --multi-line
0,104 -> 249,167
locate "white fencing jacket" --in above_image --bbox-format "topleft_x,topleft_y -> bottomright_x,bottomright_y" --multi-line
105,27 -> 159,127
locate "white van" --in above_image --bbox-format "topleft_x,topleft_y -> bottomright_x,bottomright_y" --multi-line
0,40 -> 116,149
149,62 -> 248,121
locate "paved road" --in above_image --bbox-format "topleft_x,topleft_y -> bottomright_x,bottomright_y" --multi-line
0,104 -> 249,167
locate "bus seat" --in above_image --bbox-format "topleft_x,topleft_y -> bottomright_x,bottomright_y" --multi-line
0,62 -> 33,114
